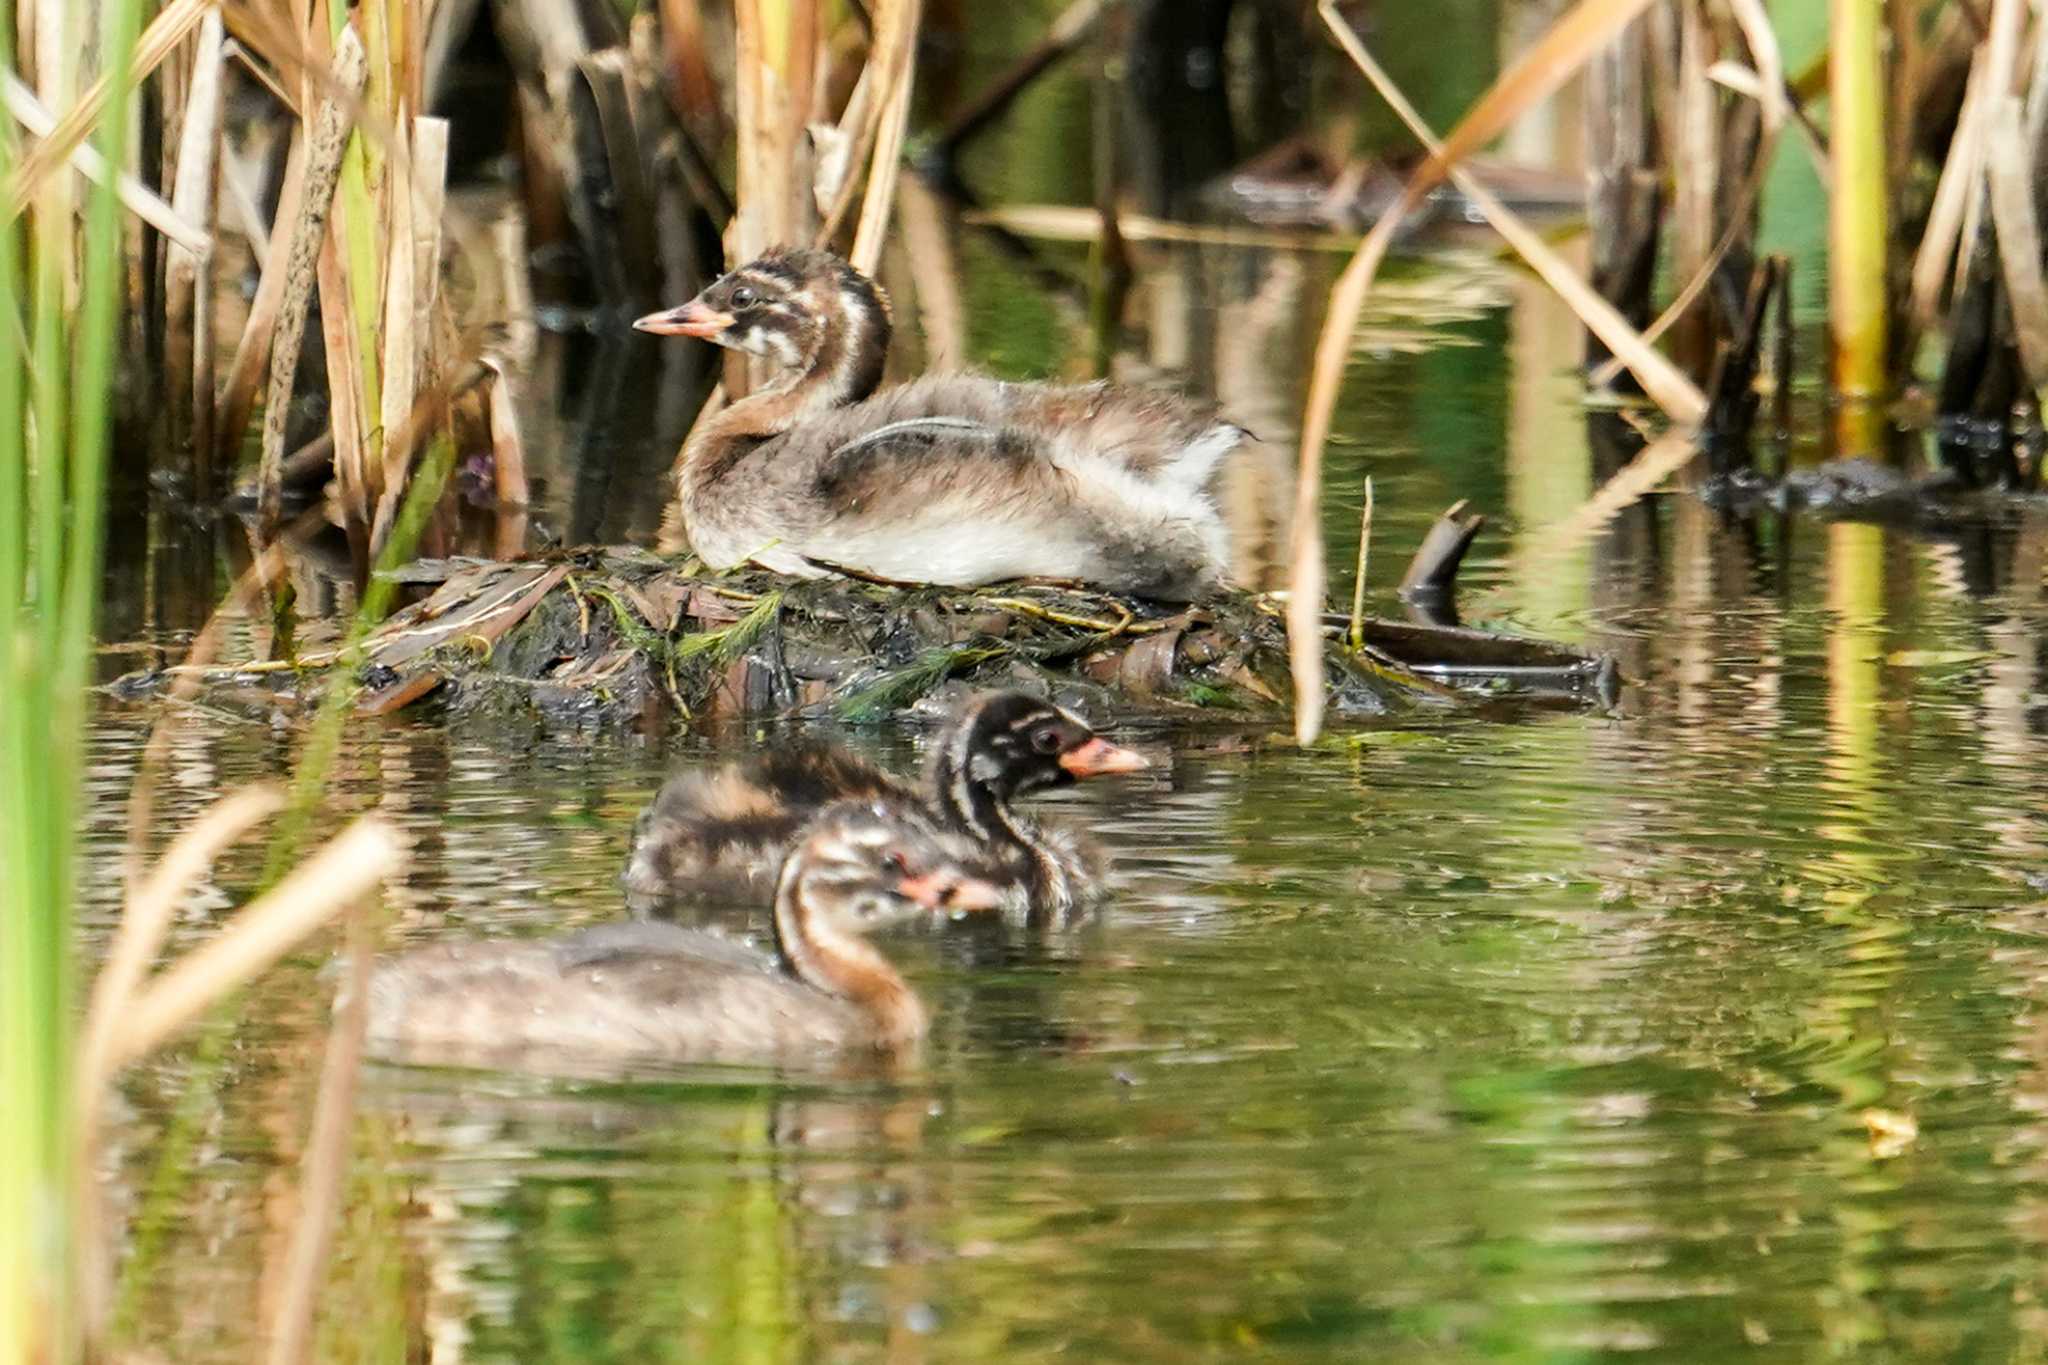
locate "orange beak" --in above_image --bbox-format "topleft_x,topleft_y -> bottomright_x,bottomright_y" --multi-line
1057,736 -> 1150,778
897,870 -> 1006,914
633,300 -> 734,338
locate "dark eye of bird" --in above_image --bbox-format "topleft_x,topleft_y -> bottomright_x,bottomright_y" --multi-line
729,285 -> 757,309
1031,728 -> 1063,755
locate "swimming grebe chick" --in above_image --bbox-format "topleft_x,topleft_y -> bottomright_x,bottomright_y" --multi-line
622,691 -> 1146,922
366,804 -> 1003,1070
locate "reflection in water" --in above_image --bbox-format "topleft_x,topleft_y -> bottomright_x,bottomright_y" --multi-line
80,43 -> 2048,1365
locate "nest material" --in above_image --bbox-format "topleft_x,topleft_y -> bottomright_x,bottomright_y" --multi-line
117,549 -> 1615,728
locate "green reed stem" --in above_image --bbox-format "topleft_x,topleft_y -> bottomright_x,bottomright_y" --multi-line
1828,0 -> 1887,410
0,2 -> 145,1361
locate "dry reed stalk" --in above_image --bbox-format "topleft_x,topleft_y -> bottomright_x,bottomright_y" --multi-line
849,0 -> 920,273
257,23 -> 367,539
1669,0 -> 1718,366
1356,0 -> 1662,247
70,778 -> 288,1347
0,74 -> 208,252
96,815 -> 406,1074
734,0 -> 821,255
375,144 -> 417,504
659,0 -> 725,131
0,0 -> 210,221
731,0 -> 821,394
494,208 -> 538,362
1334,32 -> 1707,418
79,785 -> 290,1098
373,119 -> 450,539
164,13 -> 226,456
261,901 -> 372,1365
1587,0 -> 1786,390
216,136 -> 306,463
897,173 -> 964,367
317,223 -> 372,536
1585,12 -> 1657,337
1986,96 -> 2048,392
814,41 -> 881,243
1346,476 -> 1374,654
1905,0 -> 2021,335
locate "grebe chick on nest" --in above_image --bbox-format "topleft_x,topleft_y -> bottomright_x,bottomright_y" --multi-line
622,691 -> 1146,924
365,804 -> 1003,1069
635,248 -> 1249,601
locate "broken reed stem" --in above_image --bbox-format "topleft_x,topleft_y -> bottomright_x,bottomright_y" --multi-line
849,0 -> 922,273
0,0 -> 211,223
1290,0 -> 1687,745
1346,476 -> 1374,653
1986,96 -> 2048,393
95,816 -> 405,1075
262,901 -> 373,1365
257,24 -> 367,540
1830,0 -> 1888,407
1588,0 -> 1786,391
164,10 -> 226,456
0,74 -> 206,252
216,135 -> 307,467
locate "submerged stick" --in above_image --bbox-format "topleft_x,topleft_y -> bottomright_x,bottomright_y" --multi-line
256,24 -> 367,539
262,902 -> 373,1365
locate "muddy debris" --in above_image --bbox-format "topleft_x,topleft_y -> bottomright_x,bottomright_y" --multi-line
112,549 -> 1616,729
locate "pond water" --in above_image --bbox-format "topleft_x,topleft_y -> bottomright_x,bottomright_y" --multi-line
84,5 -> 2048,1362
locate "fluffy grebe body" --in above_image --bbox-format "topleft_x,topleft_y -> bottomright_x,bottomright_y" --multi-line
635,249 -> 1245,601
365,804 -> 1002,1069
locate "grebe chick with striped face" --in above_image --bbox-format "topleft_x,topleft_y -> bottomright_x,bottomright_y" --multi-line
366,803 -> 1003,1071
635,249 -> 1247,601
622,690 -> 1147,924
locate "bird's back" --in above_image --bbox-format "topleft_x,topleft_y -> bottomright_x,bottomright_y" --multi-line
365,921 -> 870,1067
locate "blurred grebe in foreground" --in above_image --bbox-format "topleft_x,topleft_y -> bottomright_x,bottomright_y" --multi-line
623,691 -> 1147,922
635,248 -> 1247,600
366,804 -> 1002,1068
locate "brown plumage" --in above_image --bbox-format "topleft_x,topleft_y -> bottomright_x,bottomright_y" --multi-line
364,803 -> 1003,1070
622,690 -> 1147,923
635,248 -> 1245,601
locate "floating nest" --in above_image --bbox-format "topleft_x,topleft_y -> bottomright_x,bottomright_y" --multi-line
115,548 -> 1616,729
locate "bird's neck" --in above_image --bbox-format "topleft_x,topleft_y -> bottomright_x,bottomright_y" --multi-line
774,876 -> 927,1046
930,753 -> 1070,910
679,279 -> 892,494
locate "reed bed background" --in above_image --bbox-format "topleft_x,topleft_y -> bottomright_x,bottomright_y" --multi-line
7,0 -> 2048,1357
